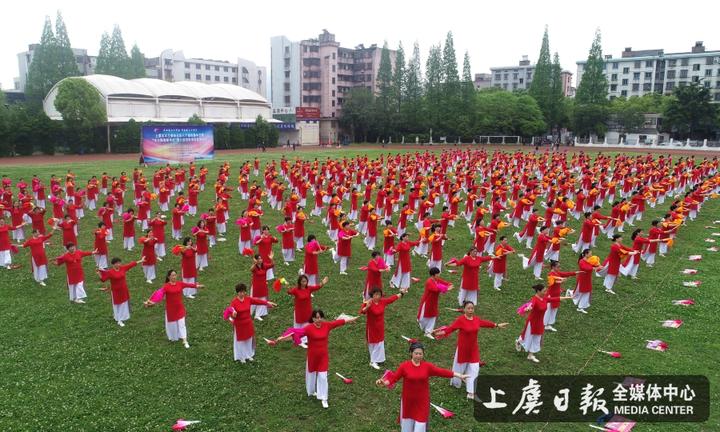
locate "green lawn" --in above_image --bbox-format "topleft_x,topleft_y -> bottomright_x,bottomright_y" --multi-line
0,148 -> 717,431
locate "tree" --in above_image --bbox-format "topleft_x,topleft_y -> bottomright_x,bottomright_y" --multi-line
609,97 -> 646,133
0,90 -> 10,156
425,44 -> 444,133
113,119 -> 142,153
54,78 -> 107,153
129,44 -> 146,79
548,52 -> 568,131
474,89 -> 545,137
248,115 -> 278,147
440,31 -> 460,135
96,25 -> 131,78
54,12 -> 79,79
401,41 -> 424,133
663,83 -> 719,139
392,42 -> 406,120
529,27 -> 553,123
457,51 -> 476,140
25,17 -> 58,101
187,114 -> 205,124
374,42 -> 394,139
573,29 -> 610,136
339,88 -> 375,142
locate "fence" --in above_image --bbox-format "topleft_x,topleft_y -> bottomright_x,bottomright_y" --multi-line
575,137 -> 720,151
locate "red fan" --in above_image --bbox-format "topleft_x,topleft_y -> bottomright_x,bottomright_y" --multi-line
272,279 -> 282,293
242,248 -> 255,256
335,372 -> 353,384
171,245 -> 183,256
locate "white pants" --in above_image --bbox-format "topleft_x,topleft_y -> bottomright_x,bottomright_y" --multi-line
543,305 -> 558,326
338,256 -> 348,273
390,271 -> 410,289
642,252 -> 656,265
451,349 -> 480,393
546,250 -> 559,262
522,255 -> 543,279
306,366 -> 329,401
384,253 -> 394,267
295,237 -> 304,250
400,409 -> 427,432
106,228 -> 113,241
196,254 -> 208,270
620,261 -> 638,277
573,291 -> 591,309
68,281 -> 87,301
155,243 -> 166,258
143,265 -> 156,281
183,283 -> 197,297
417,307 -> 436,334
426,259 -> 442,271
368,341 -> 385,363
12,228 -> 25,241
364,236 -> 376,250
123,237 -> 135,250
0,250 -> 11,267
251,296 -> 268,318
520,325 -> 542,353
603,274 -> 617,290
491,272 -> 504,289
32,260 -> 48,282
458,289 -> 477,306
233,332 -> 255,361
95,254 -> 108,270
165,316 -> 187,341
238,239 -> 251,253
112,300 -> 130,322
572,240 -> 592,254
172,229 -> 182,239
282,248 -> 295,262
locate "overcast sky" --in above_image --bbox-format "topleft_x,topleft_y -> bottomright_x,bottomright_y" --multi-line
1,0 -> 718,91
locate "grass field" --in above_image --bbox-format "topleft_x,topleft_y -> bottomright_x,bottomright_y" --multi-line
0,148 -> 717,432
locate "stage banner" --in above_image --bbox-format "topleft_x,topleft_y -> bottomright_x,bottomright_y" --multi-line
141,125 -> 214,164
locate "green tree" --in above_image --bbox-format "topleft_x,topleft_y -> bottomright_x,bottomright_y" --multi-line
96,25 -> 131,78
113,118 -> 142,152
475,89 -> 545,137
375,42 -> 394,138
425,44 -> 444,133
96,32 -> 111,74
0,90 -> 10,156
529,27 -> 553,123
401,41 -> 424,133
663,83 -> 719,139
339,88 -> 375,142
248,115 -> 278,147
25,17 -> 58,101
129,44 -> 146,79
457,51 -> 476,139
188,114 -> 205,124
549,52 -> 568,131
573,29 -> 609,136
392,42 -> 405,122
54,12 -> 79,79
514,94 -> 548,137
54,78 -> 107,153
610,97 -> 647,133
440,31 -> 460,135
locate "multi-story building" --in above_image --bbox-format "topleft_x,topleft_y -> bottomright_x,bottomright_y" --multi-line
15,44 -> 95,91
576,41 -> 720,102
560,70 -> 575,97
490,55 -> 535,91
147,50 -> 267,98
271,30 -> 396,143
473,73 -> 492,90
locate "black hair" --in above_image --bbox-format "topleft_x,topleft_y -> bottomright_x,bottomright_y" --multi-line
409,341 -> 425,353
309,309 -> 325,323
235,283 -> 247,293
429,267 -> 440,276
111,257 -> 122,265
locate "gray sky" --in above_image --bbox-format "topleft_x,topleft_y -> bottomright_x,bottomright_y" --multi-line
1,0 -> 718,91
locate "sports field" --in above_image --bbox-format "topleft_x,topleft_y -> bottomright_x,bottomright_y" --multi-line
0,147 -> 717,431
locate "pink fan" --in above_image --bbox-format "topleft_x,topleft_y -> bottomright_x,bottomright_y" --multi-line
235,217 -> 247,226
358,266 -> 369,271
430,403 -> 455,419
200,213 -> 209,220
708,247 -> 719,252
222,307 -> 234,321
191,226 -> 200,235
386,247 -> 397,255
381,370 -> 397,389
681,269 -> 698,275
410,277 -> 420,283
149,288 -> 165,302
446,257 -> 459,265
335,372 -> 353,384
672,299 -> 695,306
436,282 -> 450,293
280,327 -> 306,345
172,419 -> 201,431
275,224 -> 286,233
604,415 -> 637,432
447,269 -> 458,274
181,204 -> 190,212
682,280 -> 702,287
598,350 -> 622,358
688,255 -> 702,261
516,301 -> 532,315
122,212 -> 133,221
645,339 -> 668,352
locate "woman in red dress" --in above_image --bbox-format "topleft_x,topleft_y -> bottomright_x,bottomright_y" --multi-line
519,226 -> 551,279
193,219 -> 210,271
97,256 -> 143,326
573,249 -> 601,313
250,252 -> 274,321
417,267 -> 453,338
390,233 -> 421,290
21,228 -> 53,285
288,275 -> 328,344
434,301 -> 508,399
597,234 -> 637,294
447,246 -> 496,306
303,234 -> 329,286
360,287 -> 407,369
376,342 -> 469,431
488,236 -> 515,290
228,283 -> 276,363
53,242 -> 96,304
515,284 -> 572,363
144,269 -> 203,348
543,260 -> 580,332
139,229 -> 158,283
334,220 -> 358,275
278,309 -> 358,409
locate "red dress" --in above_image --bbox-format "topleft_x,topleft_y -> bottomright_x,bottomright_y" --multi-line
23,234 -> 52,266
361,295 -> 400,343
457,255 -> 493,291
251,264 -> 273,297
163,281 -> 196,321
604,243 -> 633,276
230,296 -> 271,341
417,277 -> 451,319
288,285 -> 322,324
303,240 -> 324,274
337,228 -> 356,257
56,250 -> 93,284
576,259 -> 595,293
386,361 -> 454,422
181,248 -> 197,279
140,237 -> 158,265
304,319 -> 346,372
445,315 -> 496,363
99,262 -> 137,304
520,294 -> 558,337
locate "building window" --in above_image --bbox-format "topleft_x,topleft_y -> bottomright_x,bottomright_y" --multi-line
679,70 -> 688,78
512,83 -> 518,90
224,76 -> 229,82
214,66 -> 219,71
224,66 -> 228,72
632,83 -> 639,91
611,74 -> 617,81
185,73 -> 191,79
704,81 -> 711,88
332,52 -> 335,60
621,90 -> 627,96
503,73 -> 508,80
494,74 -> 501,80
612,63 -> 618,69
513,73 -> 518,80
185,63 -> 190,69
284,83 -> 290,91
195,64 -> 201,69
678,81 -> 687,87
196,74 -> 201,80
519,78 -> 524,84
668,59 -> 676,67
332,65 -> 335,72
633,72 -> 640,80
205,75 -> 210,80
667,70 -> 676,79
692,76 -> 699,83
232,77 -> 237,83
634,61 -> 641,68
232,67 -> 237,73
331,100 -> 335,107
715,93 -> 720,101
717,81 -> 720,88
706,57 -> 715,65
622,78 -> 628,85
622,67 -> 629,74
644,72 -> 652,79
665,82 -> 675,90
503,83 -> 508,90
284,96 -> 291,104
692,64 -> 700,71
681,58 -> 689,66
643,83 -> 651,91
213,76 -> 218,81
332,90 -> 335,97
610,84 -> 617,91
645,60 -> 653,67
705,69 -> 713,77
284,71 -> 290,78
205,65 -> 210,70
303,46 -> 308,52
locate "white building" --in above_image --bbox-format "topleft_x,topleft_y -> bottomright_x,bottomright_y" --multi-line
43,75 -> 271,123
490,56 -> 535,91
147,50 -> 267,99
15,44 -> 95,91
270,36 -> 302,109
576,42 -> 720,102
